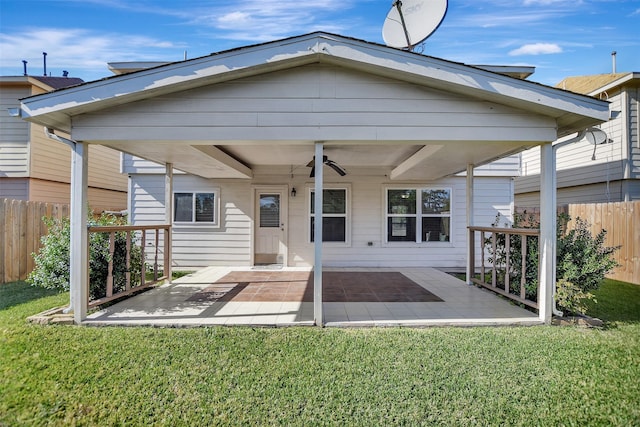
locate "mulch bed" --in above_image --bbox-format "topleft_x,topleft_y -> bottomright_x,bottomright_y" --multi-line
187,271 -> 443,303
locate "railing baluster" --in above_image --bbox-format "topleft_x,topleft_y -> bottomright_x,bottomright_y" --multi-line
140,229 -> 146,288
125,231 -> 131,291
505,231 -> 511,295
480,231 -> 486,284
106,231 -> 115,298
154,229 -> 159,281
521,235 -> 527,300
491,232 -> 497,288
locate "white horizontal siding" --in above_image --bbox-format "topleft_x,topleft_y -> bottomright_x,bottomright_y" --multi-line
121,154 -> 167,174
130,168 -> 514,270
628,86 -> 639,177
73,64 -> 557,143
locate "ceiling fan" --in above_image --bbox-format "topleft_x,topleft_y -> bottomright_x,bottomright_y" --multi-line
307,155 -> 347,177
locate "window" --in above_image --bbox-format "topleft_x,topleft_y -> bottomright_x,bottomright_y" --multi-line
310,189 -> 347,242
386,188 -> 451,243
174,192 -> 217,224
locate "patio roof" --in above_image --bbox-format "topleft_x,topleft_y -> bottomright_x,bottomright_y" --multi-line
18,33 -> 609,183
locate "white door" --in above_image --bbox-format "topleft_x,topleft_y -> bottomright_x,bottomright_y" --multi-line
254,187 -> 287,265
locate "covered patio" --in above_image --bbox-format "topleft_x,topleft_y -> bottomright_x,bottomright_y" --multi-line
84,267 -> 539,327
18,33 -> 610,326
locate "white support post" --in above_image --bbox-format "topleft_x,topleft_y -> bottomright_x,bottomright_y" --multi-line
70,141 -> 89,324
466,164 -> 474,285
165,163 -> 173,283
539,142 -> 555,324
314,142 -> 324,326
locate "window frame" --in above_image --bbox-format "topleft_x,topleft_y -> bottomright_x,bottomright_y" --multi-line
384,186 -> 452,245
308,185 -> 351,246
172,190 -> 220,227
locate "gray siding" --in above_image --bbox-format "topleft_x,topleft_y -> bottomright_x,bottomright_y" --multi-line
0,178 -> 29,199
0,86 -> 30,177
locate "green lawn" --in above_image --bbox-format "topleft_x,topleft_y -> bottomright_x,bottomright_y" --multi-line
1,280 -> 639,426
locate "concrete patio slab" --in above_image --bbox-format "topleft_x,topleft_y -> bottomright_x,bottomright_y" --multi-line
83,267 -> 541,327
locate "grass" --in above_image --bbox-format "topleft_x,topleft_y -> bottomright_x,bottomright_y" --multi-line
1,280 -> 639,426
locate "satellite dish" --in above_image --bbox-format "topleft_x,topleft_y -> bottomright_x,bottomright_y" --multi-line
382,0 -> 448,50
585,127 -> 608,145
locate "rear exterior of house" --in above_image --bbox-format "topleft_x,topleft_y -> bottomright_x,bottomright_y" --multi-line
17,33 -> 610,323
0,76 -> 128,212
516,72 -> 640,206
124,155 -> 519,271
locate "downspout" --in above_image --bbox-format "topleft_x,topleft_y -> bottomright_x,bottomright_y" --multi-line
550,130 -> 587,317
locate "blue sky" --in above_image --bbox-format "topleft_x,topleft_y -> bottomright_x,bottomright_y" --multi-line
0,0 -> 638,86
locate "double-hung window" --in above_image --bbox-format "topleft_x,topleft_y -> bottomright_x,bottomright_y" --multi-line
386,188 -> 451,243
174,192 -> 218,225
310,188 -> 348,243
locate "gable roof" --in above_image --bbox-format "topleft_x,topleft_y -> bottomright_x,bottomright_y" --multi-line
20,32 -> 608,138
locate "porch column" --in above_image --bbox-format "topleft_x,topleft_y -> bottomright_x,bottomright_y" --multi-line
466,164 -> 474,285
70,141 -> 89,324
539,142 -> 555,324
164,163 -> 173,282
314,142 -> 324,326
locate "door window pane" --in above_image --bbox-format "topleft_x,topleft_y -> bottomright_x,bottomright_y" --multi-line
260,194 -> 280,228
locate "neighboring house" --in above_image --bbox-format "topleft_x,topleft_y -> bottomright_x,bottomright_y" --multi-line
18,33 -> 609,323
0,75 -> 128,212
516,72 -> 640,206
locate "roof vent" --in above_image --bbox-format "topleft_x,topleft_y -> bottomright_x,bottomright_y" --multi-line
611,51 -> 617,74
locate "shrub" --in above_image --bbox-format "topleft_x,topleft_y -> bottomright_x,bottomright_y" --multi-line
487,212 -> 619,315
29,213 -> 144,300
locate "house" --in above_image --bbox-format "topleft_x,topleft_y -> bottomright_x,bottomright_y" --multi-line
16,33 -> 609,324
0,74 -> 127,212
516,72 -> 640,206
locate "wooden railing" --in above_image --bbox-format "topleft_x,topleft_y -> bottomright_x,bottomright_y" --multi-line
87,224 -> 171,307
468,226 -> 540,309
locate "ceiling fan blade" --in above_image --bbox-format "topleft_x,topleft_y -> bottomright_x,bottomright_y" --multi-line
326,160 -> 347,176
309,166 -> 315,178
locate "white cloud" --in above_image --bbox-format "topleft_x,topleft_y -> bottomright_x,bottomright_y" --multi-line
509,43 -> 563,56
0,28 -> 184,79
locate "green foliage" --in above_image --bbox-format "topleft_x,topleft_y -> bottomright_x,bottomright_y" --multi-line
28,213 -> 144,300
487,212 -> 620,315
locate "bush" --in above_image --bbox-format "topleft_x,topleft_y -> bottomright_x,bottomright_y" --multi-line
487,212 -> 619,315
29,213 -> 144,300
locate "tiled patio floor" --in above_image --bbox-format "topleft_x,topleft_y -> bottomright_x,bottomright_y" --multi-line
84,267 -> 541,327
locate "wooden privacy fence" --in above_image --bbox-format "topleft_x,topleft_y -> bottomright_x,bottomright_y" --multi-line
561,201 -> 639,285
0,199 -> 69,284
